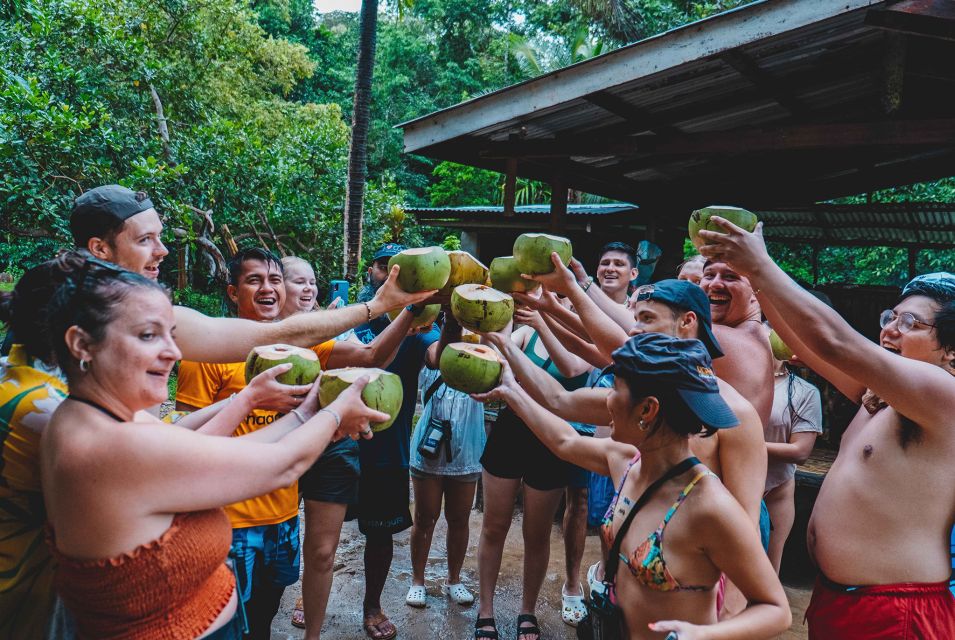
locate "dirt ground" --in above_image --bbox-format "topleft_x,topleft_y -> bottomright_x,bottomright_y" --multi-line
267,493 -> 812,640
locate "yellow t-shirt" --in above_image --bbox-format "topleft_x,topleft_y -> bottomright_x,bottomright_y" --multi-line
175,340 -> 335,528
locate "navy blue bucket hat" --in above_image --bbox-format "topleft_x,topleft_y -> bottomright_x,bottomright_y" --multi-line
609,333 -> 738,429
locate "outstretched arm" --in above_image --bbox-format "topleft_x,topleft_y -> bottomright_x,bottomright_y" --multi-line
515,307 -> 591,378
172,265 -> 435,363
700,219 -> 955,432
568,258 -> 636,331
541,312 -> 612,369
472,362 -> 628,477
480,326 -> 611,424
325,306 -> 416,369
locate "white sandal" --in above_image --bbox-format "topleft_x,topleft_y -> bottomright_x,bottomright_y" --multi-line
587,561 -> 607,598
561,582 -> 588,627
443,582 -> 474,605
405,584 -> 427,608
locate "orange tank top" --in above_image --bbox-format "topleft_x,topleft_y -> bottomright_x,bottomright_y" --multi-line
50,508 -> 235,640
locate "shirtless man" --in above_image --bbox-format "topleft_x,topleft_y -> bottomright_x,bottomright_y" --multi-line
699,217 -> 955,638
698,259 -> 774,427
69,184 -> 432,363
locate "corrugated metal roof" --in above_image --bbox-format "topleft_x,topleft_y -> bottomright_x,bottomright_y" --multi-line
409,203 -> 638,216
400,0 -> 955,209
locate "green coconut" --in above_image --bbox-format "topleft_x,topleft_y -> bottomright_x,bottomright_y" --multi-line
688,205 -> 759,250
489,256 -> 540,293
439,342 -> 503,394
387,303 -> 441,329
769,330 -> 794,362
512,233 -> 573,275
388,246 -> 451,292
244,344 -> 323,386
451,284 -> 514,333
439,250 -> 490,295
318,367 -> 403,432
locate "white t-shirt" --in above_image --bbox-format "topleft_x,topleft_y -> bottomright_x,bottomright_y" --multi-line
765,373 -> 823,491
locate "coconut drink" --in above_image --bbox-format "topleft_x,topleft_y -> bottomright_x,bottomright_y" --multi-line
769,329 -> 794,362
439,250 -> 489,295
512,233 -> 573,275
688,205 -> 758,250
439,342 -> 503,393
244,344 -> 323,386
388,246 -> 451,292
318,367 -> 403,432
489,256 -> 540,293
387,303 -> 441,329
451,284 -> 514,333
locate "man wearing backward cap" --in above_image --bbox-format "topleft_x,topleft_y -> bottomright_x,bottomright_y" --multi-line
68,185 -> 434,364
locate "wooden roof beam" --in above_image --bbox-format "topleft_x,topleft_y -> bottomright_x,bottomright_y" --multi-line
581,91 -> 682,136
866,0 -> 955,42
477,118 -> 955,160
719,49 -> 812,117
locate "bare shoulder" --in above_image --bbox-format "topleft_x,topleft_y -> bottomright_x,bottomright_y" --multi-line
606,443 -> 640,483
689,472 -> 747,521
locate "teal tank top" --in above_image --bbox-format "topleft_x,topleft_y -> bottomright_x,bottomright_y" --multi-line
523,331 -> 589,391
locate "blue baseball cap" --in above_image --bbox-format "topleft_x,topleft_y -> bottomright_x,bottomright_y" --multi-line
632,279 -> 723,358
900,272 -> 955,304
372,243 -> 407,262
609,333 -> 738,429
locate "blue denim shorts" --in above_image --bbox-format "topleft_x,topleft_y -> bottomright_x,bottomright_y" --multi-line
230,517 -> 301,602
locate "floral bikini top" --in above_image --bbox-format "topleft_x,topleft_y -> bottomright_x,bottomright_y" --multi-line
600,454 -> 717,592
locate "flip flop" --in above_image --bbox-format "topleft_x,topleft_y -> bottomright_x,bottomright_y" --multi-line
291,597 -> 305,629
363,612 -> 398,640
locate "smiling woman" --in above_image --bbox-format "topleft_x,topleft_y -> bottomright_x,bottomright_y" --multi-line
35,252 -> 389,639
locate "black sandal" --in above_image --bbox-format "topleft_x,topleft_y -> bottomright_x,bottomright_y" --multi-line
475,617 -> 498,639
516,613 -> 540,640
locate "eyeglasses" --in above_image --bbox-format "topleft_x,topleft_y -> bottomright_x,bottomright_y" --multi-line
879,309 -> 936,334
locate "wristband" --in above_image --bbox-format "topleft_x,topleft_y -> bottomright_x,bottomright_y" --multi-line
319,407 -> 342,428
362,302 -> 372,322
581,277 -> 594,293
290,408 -> 307,425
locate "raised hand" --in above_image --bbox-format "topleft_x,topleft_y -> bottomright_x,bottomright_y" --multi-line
522,252 -> 579,297
513,306 -> 543,330
370,265 -> 437,315
468,319 -> 513,349
325,375 -> 391,441
470,359 -> 518,404
244,364 -> 312,412
697,218 -> 771,279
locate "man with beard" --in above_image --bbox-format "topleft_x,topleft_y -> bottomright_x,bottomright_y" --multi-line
698,217 -> 955,639
352,243 -> 442,640
67,185 -> 432,363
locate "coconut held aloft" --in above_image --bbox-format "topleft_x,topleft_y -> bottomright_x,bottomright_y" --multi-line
451,284 -> 514,333
318,367 -> 403,432
489,256 -> 540,293
512,233 -> 573,275
387,303 -> 441,329
245,344 -> 323,386
439,250 -> 489,295
439,342 -> 503,393
388,247 -> 451,292
688,205 -> 758,250
769,329 -> 794,362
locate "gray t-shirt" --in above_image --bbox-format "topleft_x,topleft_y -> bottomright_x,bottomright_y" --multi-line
765,374 -> 823,491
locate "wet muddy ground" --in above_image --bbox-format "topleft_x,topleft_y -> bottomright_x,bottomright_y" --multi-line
268,490 -> 812,639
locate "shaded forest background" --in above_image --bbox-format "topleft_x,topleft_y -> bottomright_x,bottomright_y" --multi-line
3,0 -> 954,311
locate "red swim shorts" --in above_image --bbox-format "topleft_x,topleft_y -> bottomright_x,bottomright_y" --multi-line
806,575 -> 955,640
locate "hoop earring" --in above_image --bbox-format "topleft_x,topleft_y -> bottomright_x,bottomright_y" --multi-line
79,359 -> 90,372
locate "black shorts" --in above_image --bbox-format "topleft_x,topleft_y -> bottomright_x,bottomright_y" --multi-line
480,408 -> 581,491
299,438 -> 361,505
346,466 -> 412,537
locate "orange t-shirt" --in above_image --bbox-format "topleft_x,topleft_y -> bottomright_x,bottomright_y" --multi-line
175,340 -> 335,528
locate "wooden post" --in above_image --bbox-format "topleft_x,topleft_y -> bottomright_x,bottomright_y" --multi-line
549,176 -> 567,234
503,158 -> 517,217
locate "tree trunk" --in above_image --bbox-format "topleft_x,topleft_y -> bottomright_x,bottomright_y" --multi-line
342,0 -> 378,281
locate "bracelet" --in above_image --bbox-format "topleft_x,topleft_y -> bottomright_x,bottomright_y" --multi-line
362,301 -> 372,322
318,407 -> 342,428
290,408 -> 307,425
581,277 -> 594,293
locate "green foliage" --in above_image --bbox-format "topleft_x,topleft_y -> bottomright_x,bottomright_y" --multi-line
441,234 -> 461,251
429,162 -> 501,207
